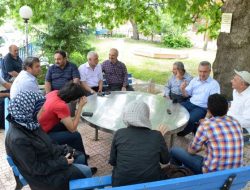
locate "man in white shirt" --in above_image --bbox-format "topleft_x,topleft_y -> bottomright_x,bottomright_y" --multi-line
10,57 -> 41,99
178,61 -> 220,136
79,51 -> 103,96
227,70 -> 250,141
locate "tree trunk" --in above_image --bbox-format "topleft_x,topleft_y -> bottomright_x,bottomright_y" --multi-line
213,0 -> 250,99
203,32 -> 209,51
130,19 -> 139,40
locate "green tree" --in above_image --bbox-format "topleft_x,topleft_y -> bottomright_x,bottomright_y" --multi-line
166,0 -> 222,50
97,0 -> 164,40
0,1 -> 7,25
165,0 -> 250,97
4,0 -> 94,60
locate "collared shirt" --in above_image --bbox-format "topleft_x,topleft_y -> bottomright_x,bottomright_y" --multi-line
2,53 -> 22,81
102,60 -> 128,86
189,115 -> 243,173
78,62 -> 103,87
227,87 -> 250,133
10,70 -> 40,99
185,76 -> 220,108
45,62 -> 80,90
39,90 -> 70,133
164,72 -> 192,96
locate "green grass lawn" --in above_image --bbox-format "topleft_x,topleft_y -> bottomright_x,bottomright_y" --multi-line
91,37 -> 216,85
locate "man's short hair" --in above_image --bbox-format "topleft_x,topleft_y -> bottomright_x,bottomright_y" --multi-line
55,50 -> 67,58
199,61 -> 211,69
174,61 -> 185,73
58,81 -> 85,103
207,93 -> 228,117
110,48 -> 119,56
9,45 -> 18,52
87,51 -> 98,59
23,57 -> 40,70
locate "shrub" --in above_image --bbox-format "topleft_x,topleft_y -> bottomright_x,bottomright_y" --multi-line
37,65 -> 47,85
111,33 -> 126,38
69,51 -> 87,67
163,34 -> 192,48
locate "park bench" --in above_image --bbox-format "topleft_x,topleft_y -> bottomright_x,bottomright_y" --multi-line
95,29 -> 111,38
69,166 -> 250,190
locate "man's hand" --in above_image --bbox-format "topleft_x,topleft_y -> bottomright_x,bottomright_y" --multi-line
65,153 -> 74,165
90,89 -> 96,94
78,96 -> 87,108
121,87 -> 126,91
157,124 -> 169,136
180,80 -> 187,91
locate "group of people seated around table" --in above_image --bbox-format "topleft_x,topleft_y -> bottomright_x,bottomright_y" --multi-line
1,44 -> 250,189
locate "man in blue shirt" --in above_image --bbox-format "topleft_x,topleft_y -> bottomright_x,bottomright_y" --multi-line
178,61 -> 220,136
45,50 -> 80,93
2,45 -> 23,82
45,50 -> 80,117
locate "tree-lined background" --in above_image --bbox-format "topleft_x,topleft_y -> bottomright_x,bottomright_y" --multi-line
0,0 -> 249,98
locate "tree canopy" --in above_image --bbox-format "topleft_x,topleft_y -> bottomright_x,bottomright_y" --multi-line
0,0 -> 224,44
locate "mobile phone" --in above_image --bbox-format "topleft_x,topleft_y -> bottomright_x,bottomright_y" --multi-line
97,92 -> 105,96
82,112 -> 94,117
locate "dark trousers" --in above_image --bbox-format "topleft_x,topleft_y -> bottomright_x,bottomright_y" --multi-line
170,92 -> 189,103
105,83 -> 134,91
48,123 -> 88,164
84,86 -> 99,96
243,128 -> 250,143
180,101 -> 207,136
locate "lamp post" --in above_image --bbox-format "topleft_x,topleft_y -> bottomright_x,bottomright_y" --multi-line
19,5 -> 33,57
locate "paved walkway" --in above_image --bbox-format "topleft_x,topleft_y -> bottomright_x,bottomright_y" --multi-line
0,121 -> 250,189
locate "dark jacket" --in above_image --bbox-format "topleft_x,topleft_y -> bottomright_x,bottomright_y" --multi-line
2,53 -> 22,81
5,115 -> 84,190
109,126 -> 170,187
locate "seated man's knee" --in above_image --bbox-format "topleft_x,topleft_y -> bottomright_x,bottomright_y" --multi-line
170,147 -> 185,158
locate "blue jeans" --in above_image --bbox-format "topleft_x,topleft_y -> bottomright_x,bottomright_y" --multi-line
73,164 -> 92,178
180,101 -> 207,135
170,147 -> 203,174
243,128 -> 250,143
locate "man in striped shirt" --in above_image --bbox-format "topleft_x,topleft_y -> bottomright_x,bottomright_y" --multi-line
170,94 -> 243,174
102,48 -> 133,91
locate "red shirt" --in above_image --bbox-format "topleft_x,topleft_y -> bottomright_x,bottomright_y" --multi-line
38,90 -> 70,133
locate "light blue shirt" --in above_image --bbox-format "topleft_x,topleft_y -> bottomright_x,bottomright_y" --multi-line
185,76 -> 220,108
164,72 -> 192,96
10,70 -> 40,99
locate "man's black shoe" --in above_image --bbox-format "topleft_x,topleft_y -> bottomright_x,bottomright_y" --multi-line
91,167 -> 97,175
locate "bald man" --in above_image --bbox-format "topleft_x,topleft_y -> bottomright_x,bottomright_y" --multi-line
102,48 -> 133,91
2,45 -> 23,82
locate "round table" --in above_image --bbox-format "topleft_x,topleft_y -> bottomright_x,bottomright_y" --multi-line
81,91 -> 189,147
